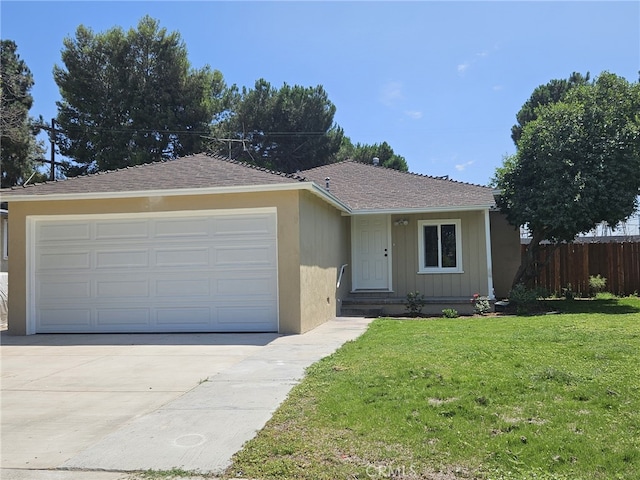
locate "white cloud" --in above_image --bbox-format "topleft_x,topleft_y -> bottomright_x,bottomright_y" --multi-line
457,49 -> 494,75
379,81 -> 403,107
492,85 -> 503,91
404,110 -> 423,120
455,160 -> 474,172
457,63 -> 470,75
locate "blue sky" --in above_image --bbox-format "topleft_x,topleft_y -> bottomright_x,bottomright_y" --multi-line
1,1 -> 639,186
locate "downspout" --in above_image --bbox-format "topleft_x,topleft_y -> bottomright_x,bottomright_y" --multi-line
484,209 -> 496,300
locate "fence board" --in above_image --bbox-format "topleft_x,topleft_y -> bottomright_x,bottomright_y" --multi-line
523,241 -> 640,296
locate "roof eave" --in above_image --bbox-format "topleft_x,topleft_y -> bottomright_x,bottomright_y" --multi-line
1,181 -> 353,214
347,204 -> 496,215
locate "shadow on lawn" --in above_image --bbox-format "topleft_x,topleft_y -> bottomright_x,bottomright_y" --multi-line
544,298 -> 640,315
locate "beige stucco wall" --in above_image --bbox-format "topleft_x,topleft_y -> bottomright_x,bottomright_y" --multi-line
390,210 -> 490,298
298,190 -> 350,332
489,211 -> 521,299
7,190 -> 312,335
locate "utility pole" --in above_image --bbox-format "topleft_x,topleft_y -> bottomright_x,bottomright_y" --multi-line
49,119 -> 56,181
34,118 -> 64,181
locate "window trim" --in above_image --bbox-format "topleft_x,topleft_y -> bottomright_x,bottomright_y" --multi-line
417,219 -> 463,274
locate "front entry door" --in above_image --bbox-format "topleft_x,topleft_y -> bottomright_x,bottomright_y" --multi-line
352,215 -> 391,290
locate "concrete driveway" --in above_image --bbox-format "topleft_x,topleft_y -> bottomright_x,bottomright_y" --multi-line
1,318 -> 371,479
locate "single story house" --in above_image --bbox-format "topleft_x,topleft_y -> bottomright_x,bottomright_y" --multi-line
1,153 -> 520,335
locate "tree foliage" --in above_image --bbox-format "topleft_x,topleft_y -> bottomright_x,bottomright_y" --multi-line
0,40 -> 45,187
510,71 -> 590,145
211,79 -> 343,173
495,72 -> 640,287
54,16 -> 229,175
336,137 -> 408,171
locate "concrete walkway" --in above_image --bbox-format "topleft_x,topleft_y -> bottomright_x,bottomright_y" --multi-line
1,317 -> 371,479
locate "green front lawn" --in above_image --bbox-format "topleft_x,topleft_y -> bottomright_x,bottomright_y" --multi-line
224,298 -> 640,480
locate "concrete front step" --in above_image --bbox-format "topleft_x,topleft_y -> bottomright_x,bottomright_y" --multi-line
341,296 -> 486,317
340,307 -> 383,318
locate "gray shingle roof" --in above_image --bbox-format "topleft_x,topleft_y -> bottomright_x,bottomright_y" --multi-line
300,161 -> 495,211
1,155 -> 495,211
1,153 -> 304,196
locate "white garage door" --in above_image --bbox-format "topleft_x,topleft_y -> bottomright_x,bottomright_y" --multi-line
29,209 -> 278,333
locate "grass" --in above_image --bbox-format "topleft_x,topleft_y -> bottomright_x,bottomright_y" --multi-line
223,297 -> 640,480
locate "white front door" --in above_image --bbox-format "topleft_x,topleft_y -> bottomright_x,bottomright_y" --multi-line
352,215 -> 391,290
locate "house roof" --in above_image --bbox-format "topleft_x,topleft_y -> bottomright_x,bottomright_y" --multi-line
1,153 -> 303,196
1,154 -> 495,212
300,161 -> 495,211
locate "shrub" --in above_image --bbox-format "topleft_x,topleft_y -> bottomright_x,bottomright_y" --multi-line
442,308 -> 459,318
563,283 -> 576,300
509,283 -> 538,315
405,291 -> 426,317
471,293 -> 492,315
595,291 -> 616,300
589,274 -> 607,295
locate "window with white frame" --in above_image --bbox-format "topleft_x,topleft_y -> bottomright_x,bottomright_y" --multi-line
417,219 -> 462,273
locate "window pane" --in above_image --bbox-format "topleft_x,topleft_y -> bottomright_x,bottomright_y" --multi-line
441,224 -> 457,268
423,225 -> 438,267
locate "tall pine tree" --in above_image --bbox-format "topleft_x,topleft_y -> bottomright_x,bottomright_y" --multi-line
1,40 -> 44,187
54,16 -> 229,175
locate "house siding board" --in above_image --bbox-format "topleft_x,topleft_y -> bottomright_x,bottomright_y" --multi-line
7,190 -> 305,335
390,211 -> 489,298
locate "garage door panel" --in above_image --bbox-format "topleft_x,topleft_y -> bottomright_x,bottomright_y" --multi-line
215,304 -> 276,326
96,220 -> 148,240
96,250 -> 149,269
213,215 -> 276,237
37,222 -> 91,242
39,279 -> 91,300
154,218 -> 210,238
32,210 -> 278,333
38,251 -> 91,270
214,245 -> 275,266
155,278 -> 210,297
154,247 -> 210,267
97,308 -> 151,326
96,279 -> 150,298
156,307 -> 211,326
215,274 -> 276,296
38,308 -> 92,329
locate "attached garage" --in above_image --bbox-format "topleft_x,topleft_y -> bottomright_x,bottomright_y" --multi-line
3,154 -> 354,336
28,208 -> 278,333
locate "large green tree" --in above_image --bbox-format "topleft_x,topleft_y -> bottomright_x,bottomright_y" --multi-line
510,71 -> 590,145
54,16 -> 228,175
494,72 -> 640,287
336,137 -> 408,171
0,40 -> 44,187
211,79 -> 343,173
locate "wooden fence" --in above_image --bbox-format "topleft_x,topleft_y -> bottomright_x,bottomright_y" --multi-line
522,242 -> 640,296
